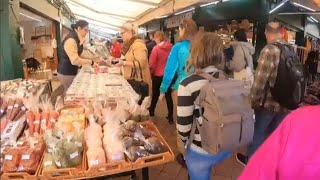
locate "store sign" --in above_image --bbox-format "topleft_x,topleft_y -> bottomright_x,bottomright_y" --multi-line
165,11 -> 193,28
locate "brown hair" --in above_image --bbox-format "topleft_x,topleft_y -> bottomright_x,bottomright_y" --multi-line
154,31 -> 167,42
179,18 -> 198,41
188,32 -> 224,73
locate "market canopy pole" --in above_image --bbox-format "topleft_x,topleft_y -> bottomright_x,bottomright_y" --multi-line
133,0 -> 212,26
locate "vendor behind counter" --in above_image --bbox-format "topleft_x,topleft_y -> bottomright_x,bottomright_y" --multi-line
57,20 -> 100,92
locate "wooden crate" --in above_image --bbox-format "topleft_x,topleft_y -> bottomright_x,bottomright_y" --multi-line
37,152 -> 85,180
1,154 -> 44,180
84,156 -> 132,178
131,121 -> 175,169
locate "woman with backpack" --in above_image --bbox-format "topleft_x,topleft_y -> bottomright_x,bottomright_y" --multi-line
226,29 -> 255,86
177,32 -> 239,180
158,18 -> 198,166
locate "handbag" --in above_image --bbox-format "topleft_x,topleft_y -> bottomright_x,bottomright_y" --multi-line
127,60 -> 149,102
233,47 -> 254,87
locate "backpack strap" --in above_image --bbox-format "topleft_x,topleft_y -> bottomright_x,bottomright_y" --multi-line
239,46 -> 248,68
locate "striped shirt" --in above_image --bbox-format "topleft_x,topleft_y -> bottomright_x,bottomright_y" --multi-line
177,66 -> 218,151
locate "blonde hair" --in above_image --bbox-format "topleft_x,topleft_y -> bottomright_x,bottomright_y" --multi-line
121,23 -> 139,35
188,32 -> 224,73
179,18 -> 198,41
154,31 -> 167,42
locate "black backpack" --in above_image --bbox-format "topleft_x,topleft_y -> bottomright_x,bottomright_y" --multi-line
271,43 -> 306,110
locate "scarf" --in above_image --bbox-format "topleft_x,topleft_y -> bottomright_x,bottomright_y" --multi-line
121,36 -> 137,55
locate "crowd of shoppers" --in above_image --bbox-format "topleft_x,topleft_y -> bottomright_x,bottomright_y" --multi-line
57,18 -> 318,179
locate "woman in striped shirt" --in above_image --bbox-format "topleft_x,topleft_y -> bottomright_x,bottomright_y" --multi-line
177,32 -> 232,180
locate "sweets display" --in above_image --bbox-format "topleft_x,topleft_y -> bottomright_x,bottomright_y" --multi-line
43,107 -> 85,169
1,79 -> 47,98
2,134 -> 45,174
65,70 -> 139,103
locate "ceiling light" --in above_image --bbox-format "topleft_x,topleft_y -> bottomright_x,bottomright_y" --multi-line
174,8 -> 195,16
156,15 -> 168,19
269,0 -> 288,14
310,16 -> 319,23
20,13 -> 42,22
200,1 -> 219,8
293,2 -> 316,12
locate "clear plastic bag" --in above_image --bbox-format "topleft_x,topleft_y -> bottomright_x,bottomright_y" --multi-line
2,145 -> 20,173
144,136 -> 166,154
86,148 -> 106,171
42,153 -> 56,171
125,146 -> 149,162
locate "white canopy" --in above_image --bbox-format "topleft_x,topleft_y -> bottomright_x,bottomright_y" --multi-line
64,0 -> 214,38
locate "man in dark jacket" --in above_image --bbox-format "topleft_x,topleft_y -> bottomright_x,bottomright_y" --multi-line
146,32 -> 156,59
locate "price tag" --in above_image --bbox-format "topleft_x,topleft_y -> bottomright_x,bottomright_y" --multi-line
21,106 -> 26,111
75,142 -> 82,147
44,161 -> 53,166
7,106 -> 13,110
50,118 -> 56,123
55,161 -> 62,167
5,155 -> 13,160
70,151 -> 79,159
14,104 -> 19,108
41,119 -> 47,124
34,120 -> 40,124
22,154 -> 30,160
89,160 -> 99,166
17,141 -> 24,145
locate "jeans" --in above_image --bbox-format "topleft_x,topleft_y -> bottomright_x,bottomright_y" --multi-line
186,146 -> 232,180
149,76 -> 173,118
247,108 -> 287,159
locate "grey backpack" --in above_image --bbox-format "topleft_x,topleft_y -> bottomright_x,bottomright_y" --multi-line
189,73 -> 255,154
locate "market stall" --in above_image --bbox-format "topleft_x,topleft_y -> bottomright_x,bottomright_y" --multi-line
0,67 -> 174,180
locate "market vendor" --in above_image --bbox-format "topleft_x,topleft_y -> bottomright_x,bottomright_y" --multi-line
114,23 -> 152,96
57,20 -> 99,92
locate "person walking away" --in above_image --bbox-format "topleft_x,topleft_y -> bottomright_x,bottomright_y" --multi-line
111,38 -> 121,58
158,18 -> 198,167
146,32 -> 156,59
115,23 -> 152,98
58,20 -> 99,92
239,105 -> 320,180
226,29 -> 255,86
236,22 -> 306,165
178,32 -> 254,180
148,31 -> 173,123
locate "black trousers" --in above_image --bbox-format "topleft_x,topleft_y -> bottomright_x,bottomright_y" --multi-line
150,76 -> 173,118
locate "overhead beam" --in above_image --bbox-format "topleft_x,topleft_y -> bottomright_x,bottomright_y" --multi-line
121,0 -> 158,7
74,13 -> 121,29
278,11 -> 320,15
67,0 -> 135,20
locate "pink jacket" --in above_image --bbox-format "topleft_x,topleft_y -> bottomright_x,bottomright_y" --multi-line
149,41 -> 172,77
239,105 -> 320,180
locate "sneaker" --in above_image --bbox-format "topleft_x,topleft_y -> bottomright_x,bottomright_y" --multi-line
236,153 -> 248,166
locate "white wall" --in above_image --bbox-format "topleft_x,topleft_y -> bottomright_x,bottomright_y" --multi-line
21,20 -> 53,59
19,0 -> 73,28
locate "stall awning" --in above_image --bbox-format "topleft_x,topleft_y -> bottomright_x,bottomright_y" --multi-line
64,0 -> 213,37
64,0 -> 165,36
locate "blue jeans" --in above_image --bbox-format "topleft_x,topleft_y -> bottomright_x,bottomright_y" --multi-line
186,146 -> 232,180
247,108 -> 287,159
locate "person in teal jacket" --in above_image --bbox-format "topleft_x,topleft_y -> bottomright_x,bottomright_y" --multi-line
159,19 -> 198,101
158,18 -> 198,167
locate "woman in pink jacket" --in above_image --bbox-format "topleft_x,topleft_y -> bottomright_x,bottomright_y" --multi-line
239,105 -> 320,180
148,31 -> 174,123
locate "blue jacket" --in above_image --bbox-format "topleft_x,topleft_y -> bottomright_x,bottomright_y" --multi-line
160,40 -> 190,93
